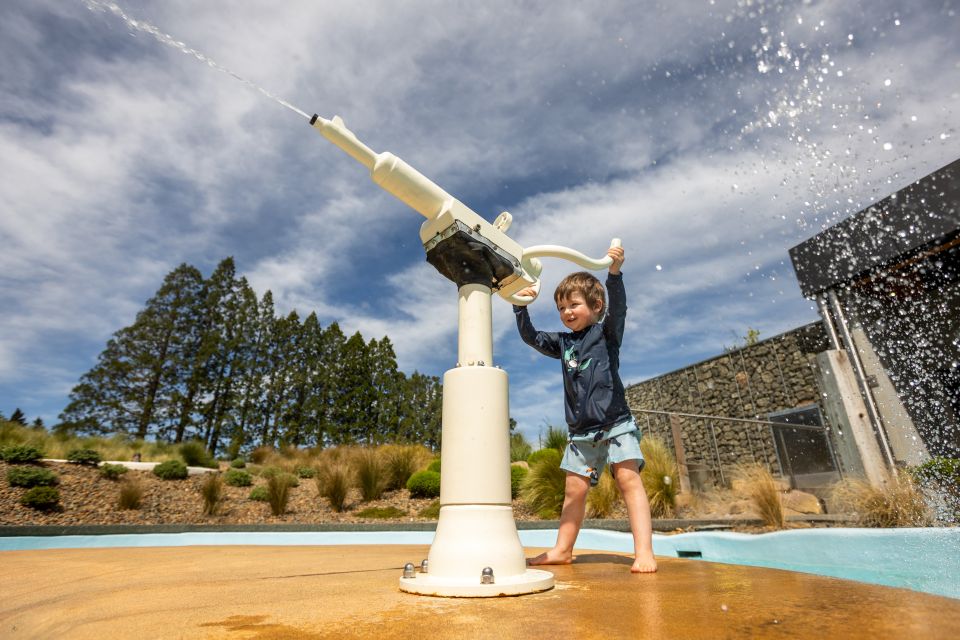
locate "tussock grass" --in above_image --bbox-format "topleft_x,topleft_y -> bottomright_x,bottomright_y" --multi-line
733,463 -> 784,528
639,436 -> 678,518
0,421 -> 177,463
118,478 -> 143,510
586,468 -> 620,518
831,472 -> 930,527
510,432 -> 532,462
317,464 -> 351,512
380,444 -> 432,491
355,448 -> 387,501
520,448 -> 565,518
543,425 -> 569,452
266,473 -> 296,516
200,473 -> 224,516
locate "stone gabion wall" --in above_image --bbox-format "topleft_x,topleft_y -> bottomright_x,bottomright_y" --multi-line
625,322 -> 828,481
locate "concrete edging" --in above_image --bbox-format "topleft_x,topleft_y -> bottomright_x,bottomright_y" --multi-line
0,515 -> 856,538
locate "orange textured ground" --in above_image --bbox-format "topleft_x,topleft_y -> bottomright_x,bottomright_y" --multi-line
1,544 -> 958,639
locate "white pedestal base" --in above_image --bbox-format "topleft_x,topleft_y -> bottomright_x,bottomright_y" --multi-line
399,568 -> 555,597
398,501 -> 555,597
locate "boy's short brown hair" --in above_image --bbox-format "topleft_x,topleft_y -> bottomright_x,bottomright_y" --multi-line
554,271 -> 606,315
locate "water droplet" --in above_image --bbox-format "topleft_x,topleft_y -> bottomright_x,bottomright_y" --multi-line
884,78 -> 892,87
883,142 -> 893,151
655,264 -> 663,271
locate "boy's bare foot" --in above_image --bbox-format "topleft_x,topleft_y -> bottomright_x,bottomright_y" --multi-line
631,552 -> 658,573
527,549 -> 573,566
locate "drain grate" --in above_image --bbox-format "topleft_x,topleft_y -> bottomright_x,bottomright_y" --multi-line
676,550 -> 703,558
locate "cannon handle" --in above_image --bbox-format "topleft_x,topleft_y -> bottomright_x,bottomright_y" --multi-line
507,238 -> 621,306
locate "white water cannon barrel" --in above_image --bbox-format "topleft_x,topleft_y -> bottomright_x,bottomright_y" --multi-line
310,114 -> 452,220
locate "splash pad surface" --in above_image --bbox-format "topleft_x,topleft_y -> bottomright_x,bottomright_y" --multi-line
2,527 -> 956,599
1,541 -> 958,639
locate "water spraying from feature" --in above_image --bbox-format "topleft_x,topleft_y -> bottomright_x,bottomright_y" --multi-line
82,0 -> 310,120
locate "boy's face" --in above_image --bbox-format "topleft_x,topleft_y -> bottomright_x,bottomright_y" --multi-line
556,292 -> 602,332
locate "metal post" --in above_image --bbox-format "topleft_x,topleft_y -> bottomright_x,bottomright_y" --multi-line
826,289 -> 897,471
709,423 -> 725,486
817,296 -> 842,351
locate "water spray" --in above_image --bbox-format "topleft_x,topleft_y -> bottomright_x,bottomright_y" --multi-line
310,112 -> 619,597
84,0 -> 309,120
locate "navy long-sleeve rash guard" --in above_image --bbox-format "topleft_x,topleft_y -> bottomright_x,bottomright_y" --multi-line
513,273 -> 633,435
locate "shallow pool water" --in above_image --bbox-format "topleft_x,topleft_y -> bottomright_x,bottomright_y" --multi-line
1,527 -> 956,599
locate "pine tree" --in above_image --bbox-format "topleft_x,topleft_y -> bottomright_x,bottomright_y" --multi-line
368,337 -> 401,444
10,408 -> 27,425
330,332 -> 376,444
60,264 -> 206,439
198,261 -> 259,454
227,288 -> 274,456
260,310 -> 300,447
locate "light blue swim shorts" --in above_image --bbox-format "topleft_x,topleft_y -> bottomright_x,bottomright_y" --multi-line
560,417 -> 645,486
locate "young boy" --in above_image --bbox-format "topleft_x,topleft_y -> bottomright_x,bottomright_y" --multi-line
513,245 -> 657,573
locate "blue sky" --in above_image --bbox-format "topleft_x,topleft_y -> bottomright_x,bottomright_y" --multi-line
1,0 -> 957,444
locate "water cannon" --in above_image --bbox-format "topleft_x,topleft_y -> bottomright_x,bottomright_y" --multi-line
309,114 -> 618,304
310,113 -> 619,597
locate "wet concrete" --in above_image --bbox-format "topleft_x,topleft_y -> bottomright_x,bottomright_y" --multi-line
1,544 -> 957,639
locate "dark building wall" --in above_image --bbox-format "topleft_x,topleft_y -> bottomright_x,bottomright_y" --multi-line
625,322 -> 829,480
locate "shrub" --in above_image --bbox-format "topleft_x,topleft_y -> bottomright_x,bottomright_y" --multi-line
200,473 -> 224,516
267,473 -> 296,516
427,458 -> 441,473
260,466 -> 283,480
118,479 -> 143,510
1,444 -> 44,464
520,449 -> 565,518
67,448 -> 102,466
295,466 -> 316,479
406,470 -> 441,499
510,432 -> 533,462
7,466 -> 59,488
100,463 -> 128,480
356,449 -> 387,501
543,425 -> 569,451
153,459 -> 188,480
317,465 -> 351,512
832,472 -> 930,527
418,500 -> 441,519
733,463 -> 784,528
639,436 -> 679,518
913,457 -> 960,522
587,468 -> 620,518
249,485 -> 269,501
21,486 -> 60,511
510,464 -> 528,499
356,506 -> 407,519
230,458 -> 247,469
224,469 -> 253,487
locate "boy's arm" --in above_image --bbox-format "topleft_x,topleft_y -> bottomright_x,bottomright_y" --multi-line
603,273 -> 627,346
513,305 -> 562,358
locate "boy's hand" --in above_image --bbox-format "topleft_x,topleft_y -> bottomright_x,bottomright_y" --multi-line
607,245 -> 625,275
517,287 -> 538,299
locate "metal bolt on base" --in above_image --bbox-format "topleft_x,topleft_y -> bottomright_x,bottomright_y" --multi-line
481,567 -> 494,584
402,563 -> 416,579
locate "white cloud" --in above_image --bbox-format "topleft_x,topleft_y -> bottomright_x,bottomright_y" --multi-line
1,0 -> 957,433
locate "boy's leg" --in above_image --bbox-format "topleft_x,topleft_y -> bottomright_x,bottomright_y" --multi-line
611,459 -> 658,573
527,472 -> 590,566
